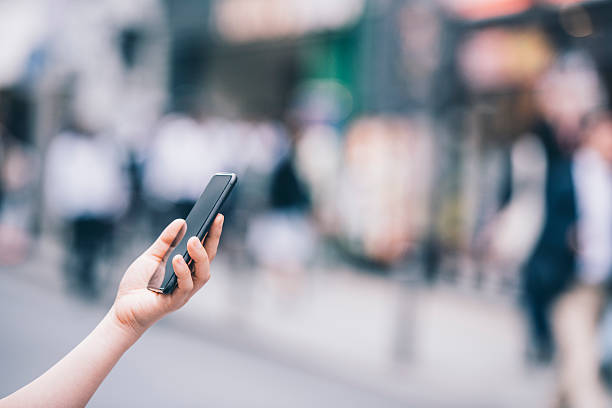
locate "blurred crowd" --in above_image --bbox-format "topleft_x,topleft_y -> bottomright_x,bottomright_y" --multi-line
2,0 -> 612,406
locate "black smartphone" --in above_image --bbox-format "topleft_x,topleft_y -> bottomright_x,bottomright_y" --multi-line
147,173 -> 237,294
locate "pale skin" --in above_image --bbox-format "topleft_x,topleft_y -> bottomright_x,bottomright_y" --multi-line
0,214 -> 224,408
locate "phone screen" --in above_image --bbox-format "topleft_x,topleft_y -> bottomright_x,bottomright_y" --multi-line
179,174 -> 231,251
147,174 -> 234,292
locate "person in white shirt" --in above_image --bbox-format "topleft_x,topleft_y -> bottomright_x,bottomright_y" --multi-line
142,113 -> 223,233
45,127 -> 129,296
553,110 -> 612,408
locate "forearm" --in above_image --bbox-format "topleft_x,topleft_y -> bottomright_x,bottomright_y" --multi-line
0,308 -> 142,408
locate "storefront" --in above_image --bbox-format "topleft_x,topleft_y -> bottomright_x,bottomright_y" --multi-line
165,0 -> 364,119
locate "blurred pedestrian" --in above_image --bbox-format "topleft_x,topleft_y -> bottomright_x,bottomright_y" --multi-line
520,118 -> 577,364
522,52 -> 605,364
142,113 -> 221,233
45,123 -> 129,297
246,134 -> 315,299
551,111 -> 612,408
0,130 -> 38,265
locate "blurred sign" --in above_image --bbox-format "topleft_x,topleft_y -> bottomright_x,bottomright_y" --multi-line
291,80 -> 353,124
458,28 -> 554,90
440,0 -> 600,20
540,0 -> 595,6
440,0 -> 532,20
214,0 -> 365,43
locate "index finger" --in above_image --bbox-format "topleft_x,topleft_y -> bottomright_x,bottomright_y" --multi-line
144,219 -> 187,262
203,214 -> 224,262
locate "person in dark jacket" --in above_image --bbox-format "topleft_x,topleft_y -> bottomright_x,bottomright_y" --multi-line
522,120 -> 578,363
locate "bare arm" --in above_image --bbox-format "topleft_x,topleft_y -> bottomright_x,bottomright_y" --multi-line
0,215 -> 224,408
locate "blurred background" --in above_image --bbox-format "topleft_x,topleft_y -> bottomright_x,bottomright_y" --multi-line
2,0 -> 612,406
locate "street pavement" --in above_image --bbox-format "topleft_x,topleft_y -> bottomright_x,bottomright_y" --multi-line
0,271 -> 414,408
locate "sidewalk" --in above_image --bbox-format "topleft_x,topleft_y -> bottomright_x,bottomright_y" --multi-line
3,232 -> 556,407
178,264 -> 555,407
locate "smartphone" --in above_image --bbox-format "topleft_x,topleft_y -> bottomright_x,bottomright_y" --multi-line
147,173 -> 237,294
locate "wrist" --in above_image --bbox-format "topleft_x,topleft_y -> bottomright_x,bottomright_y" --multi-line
103,308 -> 146,347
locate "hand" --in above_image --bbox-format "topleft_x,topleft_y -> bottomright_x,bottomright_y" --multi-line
111,214 -> 224,338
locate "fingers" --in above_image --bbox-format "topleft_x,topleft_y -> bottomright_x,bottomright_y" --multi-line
144,219 -> 187,262
148,215 -> 223,298
172,254 -> 193,294
204,214 -> 224,261
187,236 -> 210,287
